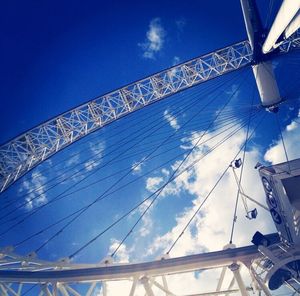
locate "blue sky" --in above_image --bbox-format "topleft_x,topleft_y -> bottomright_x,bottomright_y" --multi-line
1,0 -> 300,295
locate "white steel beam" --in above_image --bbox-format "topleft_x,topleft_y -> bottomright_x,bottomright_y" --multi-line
149,278 -> 176,296
262,0 -> 300,54
129,278 -> 138,296
0,239 -> 279,283
86,282 -> 97,296
141,277 -> 155,296
285,11 -> 300,39
228,264 -> 248,296
216,266 -> 227,292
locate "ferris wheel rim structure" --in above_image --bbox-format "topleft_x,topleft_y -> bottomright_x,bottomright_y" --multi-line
0,33 -> 299,194
2,0 -> 300,295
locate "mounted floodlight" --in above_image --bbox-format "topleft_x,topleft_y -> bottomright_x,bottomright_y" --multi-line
246,208 -> 258,219
233,158 -> 242,169
251,231 -> 270,247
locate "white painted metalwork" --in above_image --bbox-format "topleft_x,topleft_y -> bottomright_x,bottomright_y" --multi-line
1,2 -> 300,295
250,241 -> 300,292
240,0 -> 282,108
251,62 -> 281,108
1,33 -> 300,193
0,41 -> 252,193
285,11 -> 300,39
259,159 -> 300,245
0,238 -> 278,295
262,0 -> 300,54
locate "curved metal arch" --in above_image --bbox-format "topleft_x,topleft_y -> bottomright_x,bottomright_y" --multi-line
0,40 -> 253,192
1,32 -> 300,192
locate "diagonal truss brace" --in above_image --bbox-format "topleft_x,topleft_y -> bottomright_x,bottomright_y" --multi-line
0,32 -> 299,192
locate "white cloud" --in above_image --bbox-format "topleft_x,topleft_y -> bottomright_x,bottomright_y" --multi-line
90,117 -> 300,295
66,154 -> 80,166
143,126 -> 275,260
138,18 -> 166,59
89,141 -> 105,156
131,157 -> 147,175
108,239 -> 130,263
286,120 -> 298,131
146,176 -> 164,192
125,124 -> 276,295
84,159 -> 100,172
138,200 -> 154,237
264,116 -> 300,164
172,56 -> 180,66
164,109 -> 180,130
19,171 -> 48,211
84,141 -> 105,172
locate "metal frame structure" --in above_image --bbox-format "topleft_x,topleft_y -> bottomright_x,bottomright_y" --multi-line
250,240 -> 300,294
1,0 -> 300,294
0,240 -> 276,296
1,33 -> 300,192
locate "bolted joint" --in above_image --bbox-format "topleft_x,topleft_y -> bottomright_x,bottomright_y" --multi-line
228,262 -> 240,272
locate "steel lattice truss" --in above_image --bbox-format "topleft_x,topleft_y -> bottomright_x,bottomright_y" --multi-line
1,32 -> 300,192
0,40 -> 251,192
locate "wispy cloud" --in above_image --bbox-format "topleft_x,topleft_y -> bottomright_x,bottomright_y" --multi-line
146,176 -> 164,192
19,171 -> 48,211
84,141 -> 105,172
138,18 -> 166,59
164,109 -> 180,130
66,154 -> 80,167
131,157 -> 147,175
175,17 -> 186,32
172,56 -> 180,66
108,239 -> 130,263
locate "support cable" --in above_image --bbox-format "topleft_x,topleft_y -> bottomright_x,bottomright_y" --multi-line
166,111 -> 266,255
231,162 -> 270,212
68,109 -> 263,260
0,81 -> 223,221
17,72 -> 233,191
9,111 -> 256,250
14,111 -> 257,249
89,77 -> 247,258
229,89 -> 254,244
276,112 -> 292,174
2,106 -> 254,215
31,71 -> 246,253
10,111 -> 250,225
1,71 -> 241,217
